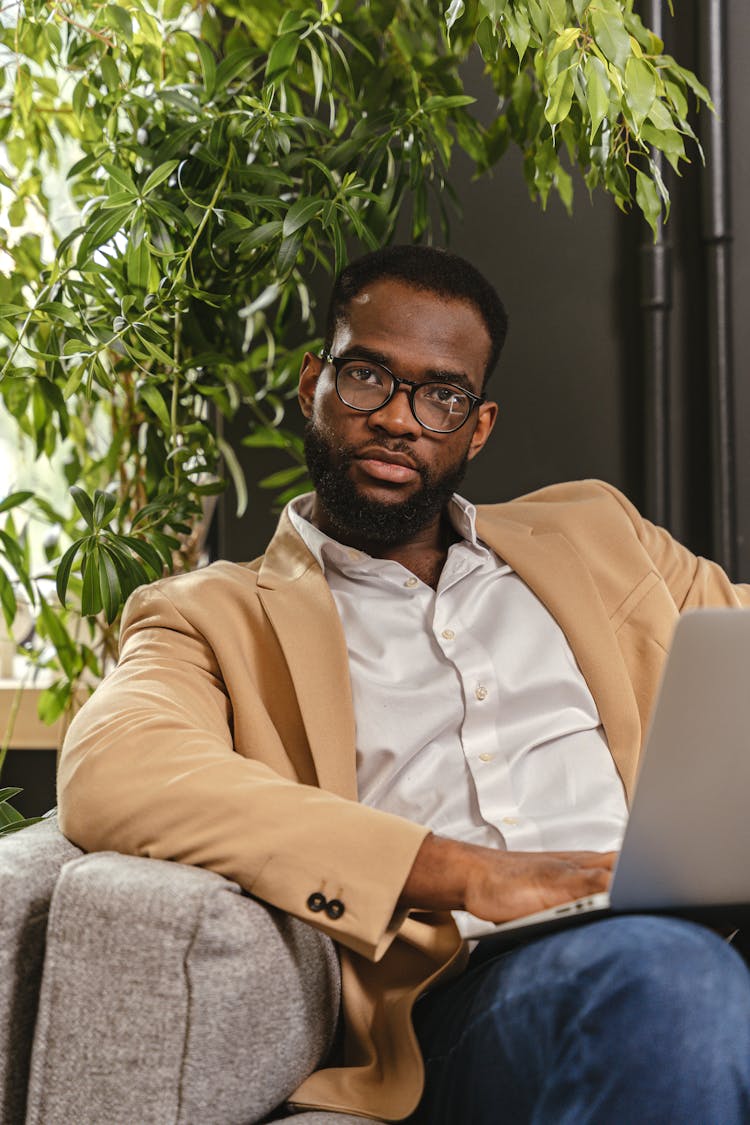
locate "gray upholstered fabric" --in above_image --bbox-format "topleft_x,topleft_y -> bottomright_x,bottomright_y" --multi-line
0,815 -> 81,1125
26,851 -> 342,1125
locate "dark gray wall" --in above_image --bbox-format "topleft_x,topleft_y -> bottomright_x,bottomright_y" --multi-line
728,0 -> 750,578
449,145 -> 635,507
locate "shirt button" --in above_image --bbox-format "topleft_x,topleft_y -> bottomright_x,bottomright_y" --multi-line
404,576 -> 418,588
475,685 -> 488,701
502,816 -> 520,826
478,752 -> 494,763
441,628 -> 455,641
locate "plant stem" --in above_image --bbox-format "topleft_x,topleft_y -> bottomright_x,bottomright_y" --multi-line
170,143 -> 234,292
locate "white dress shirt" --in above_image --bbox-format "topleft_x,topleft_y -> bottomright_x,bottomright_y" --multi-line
289,493 -> 628,935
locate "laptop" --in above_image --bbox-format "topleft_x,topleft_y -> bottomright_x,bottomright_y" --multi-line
464,607 -> 750,949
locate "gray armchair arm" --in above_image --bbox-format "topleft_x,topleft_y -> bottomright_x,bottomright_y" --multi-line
0,816 -> 82,1125
25,850 -> 342,1125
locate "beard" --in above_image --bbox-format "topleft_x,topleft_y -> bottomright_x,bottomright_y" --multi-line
303,420 -> 470,547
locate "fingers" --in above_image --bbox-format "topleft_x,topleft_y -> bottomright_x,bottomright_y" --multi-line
464,848 -> 616,924
548,850 -> 618,870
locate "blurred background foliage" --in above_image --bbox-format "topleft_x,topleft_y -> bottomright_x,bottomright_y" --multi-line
0,0 -> 710,743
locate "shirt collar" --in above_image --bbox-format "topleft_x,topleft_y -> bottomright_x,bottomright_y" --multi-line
288,491 -> 484,574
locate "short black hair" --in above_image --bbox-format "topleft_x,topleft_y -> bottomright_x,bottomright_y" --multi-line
323,245 -> 508,385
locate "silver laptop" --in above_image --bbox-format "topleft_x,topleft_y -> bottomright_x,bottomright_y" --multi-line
465,607 -> 750,947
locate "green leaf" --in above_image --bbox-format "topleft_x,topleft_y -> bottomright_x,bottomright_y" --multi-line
70,487 -> 95,530
195,37 -> 217,99
235,221 -> 283,254
590,7 -> 632,71
100,53 -> 120,93
0,491 -> 33,515
0,303 -> 28,319
0,568 -> 16,631
277,232 -> 302,275
258,465 -> 308,490
217,437 -> 248,518
103,162 -> 138,196
38,301 -> 81,329
126,230 -> 150,290
585,55 -> 611,139
445,0 -> 465,34
98,546 -> 122,624
81,549 -> 103,618
72,77 -> 89,121
37,594 -> 79,678
549,26 -> 581,62
0,787 -> 22,803
641,124 -> 685,172
118,535 -> 163,575
625,57 -> 657,129
505,6 -> 531,65
56,539 -> 83,607
265,33 -> 300,82
422,94 -> 475,111
0,802 -> 24,828
282,198 -> 324,238
93,489 -> 117,528
142,160 -> 180,196
140,384 -> 172,430
37,680 -> 72,725
107,4 -> 133,41
77,205 -> 132,263
147,530 -> 180,568
635,168 -> 661,237
214,48 -> 257,92
545,70 -> 574,125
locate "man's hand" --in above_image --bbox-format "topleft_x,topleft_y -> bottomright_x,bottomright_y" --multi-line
399,834 -> 616,923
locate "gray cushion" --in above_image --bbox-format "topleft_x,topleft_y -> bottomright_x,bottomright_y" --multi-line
26,851 -> 341,1125
0,815 -> 81,1125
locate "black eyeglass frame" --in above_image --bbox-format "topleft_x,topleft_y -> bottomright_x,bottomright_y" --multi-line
321,352 -> 486,434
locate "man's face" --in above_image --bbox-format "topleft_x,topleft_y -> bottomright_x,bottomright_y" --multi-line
298,278 -> 498,549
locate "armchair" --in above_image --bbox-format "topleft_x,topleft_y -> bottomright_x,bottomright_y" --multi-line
2,816 -> 384,1124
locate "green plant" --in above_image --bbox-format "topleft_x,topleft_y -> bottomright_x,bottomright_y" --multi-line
0,0 -> 710,760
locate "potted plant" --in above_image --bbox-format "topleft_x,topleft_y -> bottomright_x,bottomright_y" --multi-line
0,0 -> 710,826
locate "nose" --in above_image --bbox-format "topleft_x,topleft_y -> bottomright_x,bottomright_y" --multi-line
365,385 -> 422,438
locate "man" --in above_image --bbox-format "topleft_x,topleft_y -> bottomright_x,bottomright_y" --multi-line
59,246 -> 750,1122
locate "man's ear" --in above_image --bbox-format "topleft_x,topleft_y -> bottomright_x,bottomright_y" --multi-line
298,352 -> 324,419
467,399 -> 498,461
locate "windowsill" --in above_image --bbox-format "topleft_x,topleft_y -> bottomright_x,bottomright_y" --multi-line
0,681 -> 63,750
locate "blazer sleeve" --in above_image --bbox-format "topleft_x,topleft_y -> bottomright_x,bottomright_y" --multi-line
595,480 -> 750,610
57,583 -> 429,962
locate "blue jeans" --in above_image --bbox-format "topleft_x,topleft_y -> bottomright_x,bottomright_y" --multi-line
410,916 -> 750,1123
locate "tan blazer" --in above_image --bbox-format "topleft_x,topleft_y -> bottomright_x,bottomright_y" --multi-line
58,479 -> 750,1121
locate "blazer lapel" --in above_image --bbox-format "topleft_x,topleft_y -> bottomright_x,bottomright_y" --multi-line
476,510 -> 642,800
256,511 -> 358,800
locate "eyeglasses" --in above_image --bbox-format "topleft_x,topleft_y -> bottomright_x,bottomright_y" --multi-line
322,353 -> 485,434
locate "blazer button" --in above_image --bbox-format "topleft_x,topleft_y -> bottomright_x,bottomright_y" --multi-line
325,899 -> 345,920
307,892 -> 327,913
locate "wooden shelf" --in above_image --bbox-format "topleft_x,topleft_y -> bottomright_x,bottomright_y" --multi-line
0,682 -> 63,751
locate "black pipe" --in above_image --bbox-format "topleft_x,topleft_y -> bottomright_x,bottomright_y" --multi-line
699,0 -> 737,576
640,0 -> 672,529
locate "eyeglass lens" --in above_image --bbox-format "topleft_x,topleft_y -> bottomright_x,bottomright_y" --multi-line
336,360 -> 471,432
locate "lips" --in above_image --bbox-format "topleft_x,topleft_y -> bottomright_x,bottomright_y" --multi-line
353,448 -> 421,484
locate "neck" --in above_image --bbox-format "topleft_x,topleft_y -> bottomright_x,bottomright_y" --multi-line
312,503 -> 459,590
